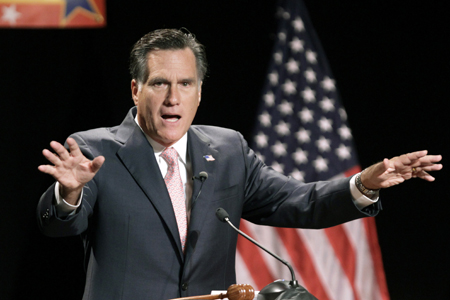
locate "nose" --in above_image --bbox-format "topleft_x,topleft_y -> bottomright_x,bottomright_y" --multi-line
165,85 -> 180,106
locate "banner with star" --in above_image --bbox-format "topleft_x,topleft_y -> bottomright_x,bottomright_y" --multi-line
236,1 -> 390,299
0,0 -> 105,28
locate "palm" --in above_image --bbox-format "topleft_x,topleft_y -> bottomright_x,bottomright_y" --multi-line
38,138 -> 105,194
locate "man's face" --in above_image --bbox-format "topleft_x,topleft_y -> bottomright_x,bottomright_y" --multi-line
131,48 -> 202,147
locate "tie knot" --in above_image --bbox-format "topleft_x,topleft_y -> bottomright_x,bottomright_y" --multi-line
161,147 -> 178,166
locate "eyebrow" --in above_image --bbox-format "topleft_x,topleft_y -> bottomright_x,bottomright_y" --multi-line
147,77 -> 197,85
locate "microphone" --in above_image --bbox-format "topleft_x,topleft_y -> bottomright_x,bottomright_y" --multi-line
215,208 -> 317,300
192,171 -> 208,182
192,171 -> 208,204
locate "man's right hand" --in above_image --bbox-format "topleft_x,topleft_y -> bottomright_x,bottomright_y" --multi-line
38,137 -> 105,205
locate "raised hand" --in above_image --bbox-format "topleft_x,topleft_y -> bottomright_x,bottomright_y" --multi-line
38,137 -> 105,204
361,150 -> 442,190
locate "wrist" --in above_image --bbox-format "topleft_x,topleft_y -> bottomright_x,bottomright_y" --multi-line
355,171 -> 380,198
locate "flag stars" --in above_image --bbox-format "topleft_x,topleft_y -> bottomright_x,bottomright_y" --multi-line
299,107 -> 314,123
306,50 -> 317,64
292,17 -> 304,32
296,128 -> 311,143
301,87 -> 316,103
278,32 -> 287,43
271,161 -> 284,173
316,136 -> 331,152
254,132 -> 269,148
271,141 -> 287,157
289,37 -> 304,53
264,91 -> 275,107
282,79 -> 297,95
274,51 -> 283,65
292,148 -> 308,164
277,100 -> 294,116
319,97 -> 335,112
275,120 -> 291,136
259,112 -> 271,127
321,76 -> 336,92
339,108 -> 347,121
338,125 -> 352,140
290,169 -> 305,182
335,144 -> 351,160
313,156 -> 329,172
286,58 -> 300,74
304,67 -> 316,83
269,71 -> 278,86
1,4 -> 21,25
318,117 -> 333,132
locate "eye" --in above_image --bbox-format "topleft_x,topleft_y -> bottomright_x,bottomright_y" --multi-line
182,82 -> 190,87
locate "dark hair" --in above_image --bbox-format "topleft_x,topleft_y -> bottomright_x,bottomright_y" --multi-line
129,28 -> 207,84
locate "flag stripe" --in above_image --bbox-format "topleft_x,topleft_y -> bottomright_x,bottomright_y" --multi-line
236,221 -> 275,290
276,227 -> 331,300
324,226 -> 360,300
364,218 -> 390,300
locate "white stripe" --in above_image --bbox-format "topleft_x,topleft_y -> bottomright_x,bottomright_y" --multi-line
235,250 -> 258,288
298,228 -> 354,300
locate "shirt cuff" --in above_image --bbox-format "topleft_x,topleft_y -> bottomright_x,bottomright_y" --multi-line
54,182 -> 82,217
350,173 -> 379,209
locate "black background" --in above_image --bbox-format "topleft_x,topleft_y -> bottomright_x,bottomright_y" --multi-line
1,1 -> 448,299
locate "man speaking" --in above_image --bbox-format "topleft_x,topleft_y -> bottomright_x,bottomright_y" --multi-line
37,29 -> 442,300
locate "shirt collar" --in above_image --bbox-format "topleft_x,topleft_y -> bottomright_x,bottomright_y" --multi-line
134,115 -> 188,165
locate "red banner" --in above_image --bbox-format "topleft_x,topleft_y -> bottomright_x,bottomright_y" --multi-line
0,0 -> 106,28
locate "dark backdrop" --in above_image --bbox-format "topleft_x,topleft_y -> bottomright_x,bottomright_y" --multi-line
1,1 -> 448,299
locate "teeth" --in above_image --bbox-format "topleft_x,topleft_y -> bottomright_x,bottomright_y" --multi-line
165,117 -> 179,123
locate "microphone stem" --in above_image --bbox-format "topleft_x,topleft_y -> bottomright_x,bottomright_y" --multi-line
225,218 -> 297,282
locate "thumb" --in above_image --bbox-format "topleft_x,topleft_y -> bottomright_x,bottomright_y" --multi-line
91,156 -> 105,173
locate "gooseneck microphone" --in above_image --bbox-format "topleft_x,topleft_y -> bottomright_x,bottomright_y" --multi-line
215,208 -> 297,282
215,207 -> 318,300
192,171 -> 208,203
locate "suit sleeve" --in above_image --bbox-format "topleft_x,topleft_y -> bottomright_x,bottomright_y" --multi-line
36,134 -> 99,237
238,133 -> 381,229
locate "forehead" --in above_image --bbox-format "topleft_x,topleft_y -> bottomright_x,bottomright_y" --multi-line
146,48 -> 198,79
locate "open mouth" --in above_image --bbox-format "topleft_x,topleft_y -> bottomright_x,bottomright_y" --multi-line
162,114 -> 181,123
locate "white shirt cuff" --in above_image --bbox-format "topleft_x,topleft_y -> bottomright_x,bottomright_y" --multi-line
54,182 -> 82,216
350,173 -> 379,209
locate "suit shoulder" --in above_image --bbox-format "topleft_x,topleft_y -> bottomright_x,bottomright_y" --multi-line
69,125 -> 119,142
190,125 -> 243,143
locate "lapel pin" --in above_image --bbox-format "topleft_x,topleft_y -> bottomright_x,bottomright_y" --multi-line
203,155 -> 215,161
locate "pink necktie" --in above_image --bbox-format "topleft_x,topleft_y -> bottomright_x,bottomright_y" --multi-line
161,147 -> 187,252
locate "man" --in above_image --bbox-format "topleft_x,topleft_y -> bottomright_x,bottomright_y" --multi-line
37,29 -> 442,300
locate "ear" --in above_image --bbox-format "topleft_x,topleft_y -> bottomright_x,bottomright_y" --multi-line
198,81 -> 203,105
131,79 -> 140,105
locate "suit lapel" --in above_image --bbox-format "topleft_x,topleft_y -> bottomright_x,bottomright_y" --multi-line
115,108 -> 184,259
184,127 -> 219,263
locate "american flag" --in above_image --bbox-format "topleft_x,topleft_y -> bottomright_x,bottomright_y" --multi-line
0,0 -> 106,28
236,1 -> 390,299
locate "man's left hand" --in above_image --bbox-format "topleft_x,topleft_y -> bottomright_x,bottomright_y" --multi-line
360,150 -> 442,190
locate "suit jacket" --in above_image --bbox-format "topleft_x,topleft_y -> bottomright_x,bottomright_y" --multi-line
37,107 -> 380,300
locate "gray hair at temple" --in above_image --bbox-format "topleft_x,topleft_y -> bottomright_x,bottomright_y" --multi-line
129,28 -> 208,84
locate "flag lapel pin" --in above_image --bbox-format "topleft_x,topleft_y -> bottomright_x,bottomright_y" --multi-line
203,155 -> 215,161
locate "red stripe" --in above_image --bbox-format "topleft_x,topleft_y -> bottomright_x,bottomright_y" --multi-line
344,165 -> 362,177
324,225 -> 360,300
276,227 -> 331,300
363,218 -> 390,300
237,221 -> 275,290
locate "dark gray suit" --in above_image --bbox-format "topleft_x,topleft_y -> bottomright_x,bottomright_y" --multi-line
37,107 -> 380,300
